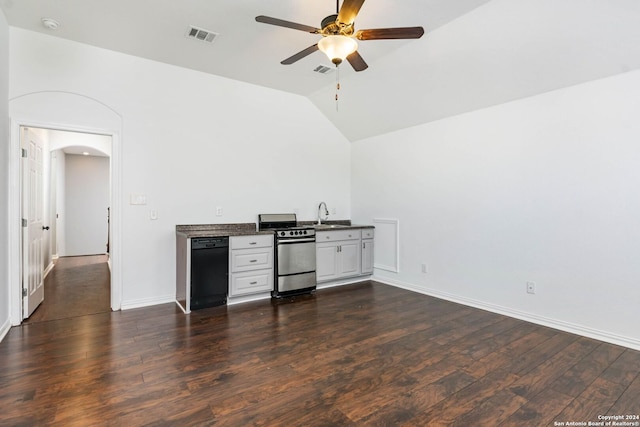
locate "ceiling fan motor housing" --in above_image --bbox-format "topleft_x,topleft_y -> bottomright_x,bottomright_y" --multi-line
321,14 -> 354,36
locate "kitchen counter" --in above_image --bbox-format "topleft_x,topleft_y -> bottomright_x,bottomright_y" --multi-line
176,223 -> 273,238
299,220 -> 375,230
176,219 -> 375,313
177,221 -> 373,238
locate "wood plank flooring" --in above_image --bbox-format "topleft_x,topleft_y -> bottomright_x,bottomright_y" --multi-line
25,255 -> 111,324
1,281 -> 639,426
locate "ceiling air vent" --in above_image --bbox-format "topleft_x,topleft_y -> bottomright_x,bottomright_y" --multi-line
313,65 -> 334,74
185,26 -> 218,43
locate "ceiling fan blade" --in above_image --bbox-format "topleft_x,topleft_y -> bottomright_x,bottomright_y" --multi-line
355,26 -> 425,40
281,44 -> 320,65
255,15 -> 320,33
337,0 -> 366,26
346,51 -> 368,72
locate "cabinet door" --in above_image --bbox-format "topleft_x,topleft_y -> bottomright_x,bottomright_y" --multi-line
338,240 -> 361,277
361,239 -> 374,274
316,241 -> 339,282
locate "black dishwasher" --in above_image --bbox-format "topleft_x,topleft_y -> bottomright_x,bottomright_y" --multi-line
190,237 -> 229,309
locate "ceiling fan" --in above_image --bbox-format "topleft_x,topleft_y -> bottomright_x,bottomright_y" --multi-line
256,0 -> 425,72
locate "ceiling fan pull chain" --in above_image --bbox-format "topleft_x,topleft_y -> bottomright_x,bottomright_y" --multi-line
335,65 -> 340,111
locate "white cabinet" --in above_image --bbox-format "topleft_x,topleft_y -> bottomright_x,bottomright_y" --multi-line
229,234 -> 273,297
316,229 -> 362,282
361,238 -> 374,275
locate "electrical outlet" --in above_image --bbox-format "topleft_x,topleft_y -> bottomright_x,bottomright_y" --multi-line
421,264 -> 428,274
216,207 -> 223,216
526,281 -> 536,294
150,210 -> 158,220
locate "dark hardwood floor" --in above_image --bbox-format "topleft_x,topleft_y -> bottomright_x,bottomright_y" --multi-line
24,255 -> 111,324
1,281 -> 639,426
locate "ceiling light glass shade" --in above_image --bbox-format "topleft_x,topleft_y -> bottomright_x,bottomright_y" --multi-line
318,35 -> 358,65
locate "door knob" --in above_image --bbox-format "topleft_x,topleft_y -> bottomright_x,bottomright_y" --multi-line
42,226 -> 50,230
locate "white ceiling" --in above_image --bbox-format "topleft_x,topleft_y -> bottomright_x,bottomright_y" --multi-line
3,0 -> 640,141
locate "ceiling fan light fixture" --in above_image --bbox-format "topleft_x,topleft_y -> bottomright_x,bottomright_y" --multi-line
318,35 -> 357,65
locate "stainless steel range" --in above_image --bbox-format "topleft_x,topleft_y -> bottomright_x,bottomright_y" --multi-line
258,213 -> 316,298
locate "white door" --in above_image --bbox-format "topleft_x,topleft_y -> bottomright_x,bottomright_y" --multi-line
22,127 -> 45,318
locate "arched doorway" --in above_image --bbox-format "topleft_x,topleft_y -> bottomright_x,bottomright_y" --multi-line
8,91 -> 123,324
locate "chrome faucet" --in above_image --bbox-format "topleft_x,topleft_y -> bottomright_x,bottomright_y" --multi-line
317,202 -> 329,225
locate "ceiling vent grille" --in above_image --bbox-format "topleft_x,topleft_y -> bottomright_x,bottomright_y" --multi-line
313,65 -> 334,74
185,26 -> 218,43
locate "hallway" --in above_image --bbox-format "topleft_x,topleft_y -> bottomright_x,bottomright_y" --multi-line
24,255 -> 111,324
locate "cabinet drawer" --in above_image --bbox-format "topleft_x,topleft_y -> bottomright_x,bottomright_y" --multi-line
230,234 -> 273,250
230,269 -> 273,296
231,248 -> 273,272
361,228 -> 375,239
317,229 -> 361,242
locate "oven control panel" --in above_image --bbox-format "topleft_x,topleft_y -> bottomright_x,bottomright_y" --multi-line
277,228 -> 315,238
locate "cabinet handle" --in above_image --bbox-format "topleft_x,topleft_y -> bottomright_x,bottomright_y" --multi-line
363,242 -> 365,249
249,259 -> 257,263
250,281 -> 257,285
249,242 -> 257,245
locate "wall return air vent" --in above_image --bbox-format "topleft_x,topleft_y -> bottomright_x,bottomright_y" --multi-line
185,26 -> 218,43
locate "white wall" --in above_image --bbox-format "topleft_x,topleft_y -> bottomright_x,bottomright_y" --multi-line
64,154 -> 110,256
48,130 -> 112,258
352,70 -> 640,348
0,10 -> 10,339
53,150 -> 66,257
9,28 -> 351,308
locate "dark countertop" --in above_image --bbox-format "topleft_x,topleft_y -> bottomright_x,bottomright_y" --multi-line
300,221 -> 375,230
176,221 -> 373,238
176,223 -> 273,238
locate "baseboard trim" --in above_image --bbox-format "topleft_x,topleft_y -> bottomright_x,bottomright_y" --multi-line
228,292 -> 271,306
373,276 -> 640,351
120,295 -> 175,311
317,275 -> 372,290
43,261 -> 54,279
0,317 -> 12,343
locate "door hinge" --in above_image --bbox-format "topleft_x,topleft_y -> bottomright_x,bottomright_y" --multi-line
22,288 -> 27,297
21,148 -> 27,158
22,218 -> 27,227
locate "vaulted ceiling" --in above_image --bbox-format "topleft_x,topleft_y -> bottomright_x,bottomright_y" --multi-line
3,0 -> 640,141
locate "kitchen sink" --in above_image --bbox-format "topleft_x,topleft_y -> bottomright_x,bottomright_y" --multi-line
314,224 -> 349,229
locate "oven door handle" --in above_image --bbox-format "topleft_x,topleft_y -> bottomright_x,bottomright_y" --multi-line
277,238 -> 316,244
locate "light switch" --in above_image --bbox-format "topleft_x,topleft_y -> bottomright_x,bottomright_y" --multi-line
150,210 -> 158,220
130,194 -> 147,205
